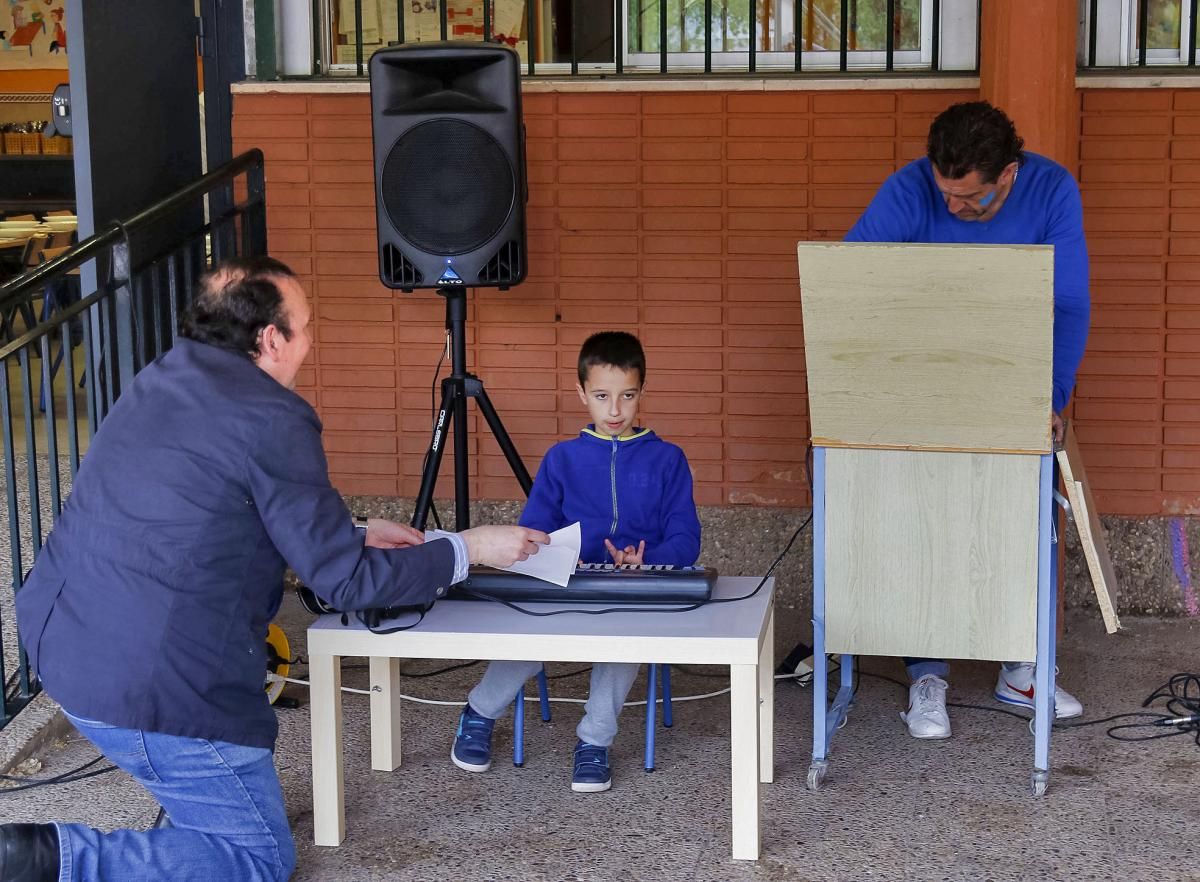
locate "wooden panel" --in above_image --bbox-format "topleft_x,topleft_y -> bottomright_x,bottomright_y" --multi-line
824,447 -> 1040,661
1056,424 -> 1121,634
798,242 -> 1054,453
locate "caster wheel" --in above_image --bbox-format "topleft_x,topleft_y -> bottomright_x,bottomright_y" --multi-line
806,764 -> 826,792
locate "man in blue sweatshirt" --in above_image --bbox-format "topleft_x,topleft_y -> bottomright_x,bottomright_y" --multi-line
450,331 -> 702,792
845,101 -> 1090,740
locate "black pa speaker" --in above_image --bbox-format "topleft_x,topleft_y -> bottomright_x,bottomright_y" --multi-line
369,42 -> 528,292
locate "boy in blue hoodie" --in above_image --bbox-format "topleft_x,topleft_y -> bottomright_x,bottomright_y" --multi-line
451,331 -> 702,792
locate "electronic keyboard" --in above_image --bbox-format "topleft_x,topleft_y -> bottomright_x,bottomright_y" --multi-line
451,563 -> 717,604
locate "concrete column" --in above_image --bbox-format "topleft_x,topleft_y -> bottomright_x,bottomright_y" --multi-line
979,0 -> 1079,173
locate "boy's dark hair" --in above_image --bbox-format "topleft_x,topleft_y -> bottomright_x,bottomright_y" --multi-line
926,101 -> 1024,183
181,256 -> 296,360
577,331 -> 646,387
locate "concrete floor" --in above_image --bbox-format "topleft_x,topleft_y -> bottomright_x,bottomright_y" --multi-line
1,594 -> 1198,882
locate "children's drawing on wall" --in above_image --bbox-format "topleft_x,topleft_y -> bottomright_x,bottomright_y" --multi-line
1,1 -> 69,68
334,0 -> 527,64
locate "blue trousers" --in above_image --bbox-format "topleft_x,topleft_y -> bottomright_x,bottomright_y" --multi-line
56,711 -> 295,882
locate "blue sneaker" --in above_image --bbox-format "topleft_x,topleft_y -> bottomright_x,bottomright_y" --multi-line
571,740 -> 612,793
452,704 -> 496,773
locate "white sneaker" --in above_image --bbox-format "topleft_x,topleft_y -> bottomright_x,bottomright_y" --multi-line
901,675 -> 951,739
994,663 -> 1083,719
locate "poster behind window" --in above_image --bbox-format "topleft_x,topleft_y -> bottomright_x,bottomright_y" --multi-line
336,0 -> 526,63
0,2 -> 68,69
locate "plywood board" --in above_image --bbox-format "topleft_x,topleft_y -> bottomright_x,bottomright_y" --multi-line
824,447 -> 1040,661
798,242 -> 1054,453
1056,424 -> 1121,634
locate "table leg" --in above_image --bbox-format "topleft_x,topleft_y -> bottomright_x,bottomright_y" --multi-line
369,656 -> 403,772
309,652 -> 345,846
730,663 -> 760,860
758,603 -> 775,784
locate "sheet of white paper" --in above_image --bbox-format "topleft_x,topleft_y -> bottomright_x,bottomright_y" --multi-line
424,523 -> 581,588
499,521 -> 580,587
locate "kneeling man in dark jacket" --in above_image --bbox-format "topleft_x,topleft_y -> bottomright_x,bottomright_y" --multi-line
5,256 -> 547,882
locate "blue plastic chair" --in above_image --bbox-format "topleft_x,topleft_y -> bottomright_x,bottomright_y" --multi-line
512,668 -> 552,767
513,664 -> 674,771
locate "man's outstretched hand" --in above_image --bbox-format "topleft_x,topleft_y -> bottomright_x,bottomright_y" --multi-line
1052,411 -> 1065,447
461,525 -> 551,568
364,519 -> 425,549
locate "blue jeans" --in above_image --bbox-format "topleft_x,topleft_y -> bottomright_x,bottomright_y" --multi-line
57,711 -> 295,882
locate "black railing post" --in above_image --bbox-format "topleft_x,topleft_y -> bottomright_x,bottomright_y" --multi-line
660,0 -> 668,72
706,0 -> 713,72
886,0 -> 895,71
1088,0 -> 1098,67
1137,0 -> 1149,66
748,0 -> 756,72
249,160 -> 269,256
931,0 -> 941,71
1191,0 -> 1198,66
526,0 -> 537,74
571,0 -> 579,74
354,0 -> 365,75
111,239 -> 137,404
839,0 -> 849,71
616,0 -> 625,73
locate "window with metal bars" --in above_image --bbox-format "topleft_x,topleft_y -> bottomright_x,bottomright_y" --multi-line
314,0 -> 980,74
1081,0 -> 1200,67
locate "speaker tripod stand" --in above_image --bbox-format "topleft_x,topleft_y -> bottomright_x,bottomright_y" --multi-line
411,287 -> 533,532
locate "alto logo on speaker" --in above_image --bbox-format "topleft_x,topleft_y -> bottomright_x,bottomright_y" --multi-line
369,42 -> 528,292
438,263 -> 464,285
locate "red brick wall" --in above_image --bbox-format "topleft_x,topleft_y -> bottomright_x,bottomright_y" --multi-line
1076,89 -> 1200,516
231,85 -> 1200,516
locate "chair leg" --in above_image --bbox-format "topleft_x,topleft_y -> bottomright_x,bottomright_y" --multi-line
514,684 -> 525,768
662,664 -> 673,728
644,664 -> 658,772
537,666 -> 551,722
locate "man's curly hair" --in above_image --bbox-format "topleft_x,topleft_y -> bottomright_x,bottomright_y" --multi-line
927,101 -> 1024,183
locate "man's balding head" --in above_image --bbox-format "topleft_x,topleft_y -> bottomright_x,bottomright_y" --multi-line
181,257 -> 297,360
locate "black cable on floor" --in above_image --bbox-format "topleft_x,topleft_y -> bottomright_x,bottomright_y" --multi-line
0,755 -> 118,794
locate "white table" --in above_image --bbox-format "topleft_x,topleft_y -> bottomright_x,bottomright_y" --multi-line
307,576 -> 775,860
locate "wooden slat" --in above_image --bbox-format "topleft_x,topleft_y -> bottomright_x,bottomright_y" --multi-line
823,447 -> 1040,661
798,242 -> 1054,453
1056,423 -> 1121,634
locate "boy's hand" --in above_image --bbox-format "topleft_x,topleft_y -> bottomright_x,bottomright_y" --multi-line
605,538 -> 646,566
365,519 -> 425,549
461,525 -> 551,568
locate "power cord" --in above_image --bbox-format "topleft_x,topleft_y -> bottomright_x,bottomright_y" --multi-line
265,668 -> 814,707
857,668 -> 1200,745
0,755 -> 117,794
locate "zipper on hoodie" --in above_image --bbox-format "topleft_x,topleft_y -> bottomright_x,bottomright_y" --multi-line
608,436 -> 619,536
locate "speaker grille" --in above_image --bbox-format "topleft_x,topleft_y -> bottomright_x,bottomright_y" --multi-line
478,240 -> 524,286
380,118 -> 515,256
381,244 -> 423,289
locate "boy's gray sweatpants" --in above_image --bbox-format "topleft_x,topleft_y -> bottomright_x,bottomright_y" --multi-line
468,660 -> 640,748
